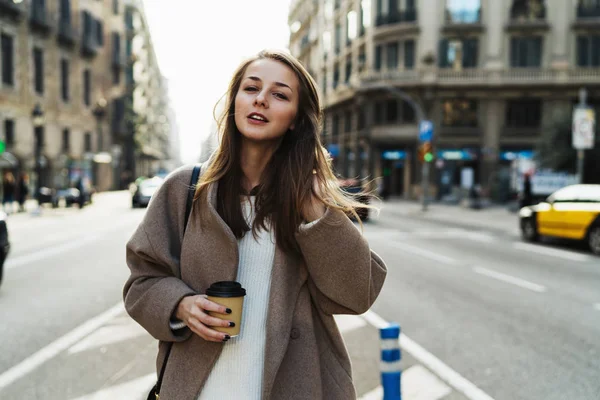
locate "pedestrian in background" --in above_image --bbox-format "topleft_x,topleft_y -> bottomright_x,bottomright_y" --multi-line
16,173 -> 29,212
2,171 -> 16,214
124,49 -> 387,400
520,173 -> 533,208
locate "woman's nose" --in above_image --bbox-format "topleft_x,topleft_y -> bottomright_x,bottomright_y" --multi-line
254,91 -> 268,107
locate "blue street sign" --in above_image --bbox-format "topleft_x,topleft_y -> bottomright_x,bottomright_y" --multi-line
419,120 -> 433,142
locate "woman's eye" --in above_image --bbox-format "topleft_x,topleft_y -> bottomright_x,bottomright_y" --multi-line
274,93 -> 288,100
244,86 -> 258,92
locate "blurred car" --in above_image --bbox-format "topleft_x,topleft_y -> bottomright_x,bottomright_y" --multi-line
339,178 -> 370,221
519,184 -> 600,255
37,187 -> 92,208
0,211 -> 10,288
132,177 -> 164,208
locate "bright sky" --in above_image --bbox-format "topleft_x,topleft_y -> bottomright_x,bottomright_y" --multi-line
142,0 -> 293,164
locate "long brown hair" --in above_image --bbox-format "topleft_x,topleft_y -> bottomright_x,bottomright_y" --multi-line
195,49 -> 372,255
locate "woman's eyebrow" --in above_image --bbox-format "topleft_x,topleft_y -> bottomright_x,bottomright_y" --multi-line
246,76 -> 293,92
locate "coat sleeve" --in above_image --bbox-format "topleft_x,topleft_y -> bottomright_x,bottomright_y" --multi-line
123,166 -> 198,342
295,208 -> 387,315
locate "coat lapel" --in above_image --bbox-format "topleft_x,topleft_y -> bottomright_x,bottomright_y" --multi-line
261,247 -> 308,400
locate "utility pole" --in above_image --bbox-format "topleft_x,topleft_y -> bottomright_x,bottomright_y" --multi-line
573,88 -> 595,184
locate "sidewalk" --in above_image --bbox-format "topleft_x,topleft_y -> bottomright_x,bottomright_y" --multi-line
376,198 -> 521,237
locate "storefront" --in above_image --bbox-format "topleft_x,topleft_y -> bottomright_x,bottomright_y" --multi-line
435,148 -> 479,201
380,150 -> 408,198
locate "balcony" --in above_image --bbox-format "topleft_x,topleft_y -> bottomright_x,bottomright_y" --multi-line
30,8 -> 53,35
112,51 -> 127,69
0,0 -> 25,20
57,19 -> 77,47
81,36 -> 98,58
573,6 -> 600,29
506,7 -> 548,32
443,8 -> 484,34
358,68 -> 600,89
374,9 -> 419,39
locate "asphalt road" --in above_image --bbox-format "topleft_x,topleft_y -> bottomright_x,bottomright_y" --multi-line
366,208 -> 600,400
0,191 -> 598,400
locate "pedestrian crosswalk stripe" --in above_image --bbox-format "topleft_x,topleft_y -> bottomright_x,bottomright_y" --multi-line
68,317 -> 147,354
69,373 -> 155,400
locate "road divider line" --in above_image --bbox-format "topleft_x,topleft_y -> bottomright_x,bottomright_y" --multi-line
473,267 -> 547,293
361,310 -> 496,400
0,303 -> 125,391
512,242 -> 591,262
6,220 -> 136,270
392,242 -> 459,265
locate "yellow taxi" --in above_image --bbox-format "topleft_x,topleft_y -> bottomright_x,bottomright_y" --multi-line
519,184 -> 600,255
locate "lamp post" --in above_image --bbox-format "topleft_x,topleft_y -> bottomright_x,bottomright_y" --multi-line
92,97 -> 107,189
31,103 -> 44,207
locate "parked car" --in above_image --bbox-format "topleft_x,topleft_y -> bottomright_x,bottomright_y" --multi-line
37,187 -> 92,208
132,177 -> 164,208
339,178 -> 371,221
0,211 -> 11,288
519,184 -> 600,255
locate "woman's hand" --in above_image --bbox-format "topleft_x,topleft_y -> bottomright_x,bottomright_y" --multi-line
301,175 -> 326,223
175,295 -> 234,342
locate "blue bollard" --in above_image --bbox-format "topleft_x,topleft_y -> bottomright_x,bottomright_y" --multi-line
380,323 -> 401,400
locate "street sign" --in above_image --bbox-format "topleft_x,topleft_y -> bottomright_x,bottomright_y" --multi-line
0,141 -> 5,154
419,120 -> 433,142
572,106 -> 596,150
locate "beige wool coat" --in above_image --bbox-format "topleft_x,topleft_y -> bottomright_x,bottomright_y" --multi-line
123,163 -> 388,400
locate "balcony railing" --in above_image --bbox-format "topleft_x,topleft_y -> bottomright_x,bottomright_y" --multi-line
445,8 -> 481,24
57,18 -> 77,47
81,36 -> 98,57
375,9 -> 417,27
0,0 -> 25,19
359,68 -> 600,87
30,7 -> 53,34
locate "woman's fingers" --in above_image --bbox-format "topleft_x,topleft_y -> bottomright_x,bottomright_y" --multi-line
195,295 -> 231,315
187,317 -> 230,342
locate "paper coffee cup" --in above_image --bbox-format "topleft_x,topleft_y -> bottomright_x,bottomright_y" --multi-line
206,281 -> 246,337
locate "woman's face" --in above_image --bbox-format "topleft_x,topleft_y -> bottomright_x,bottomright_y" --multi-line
234,59 -> 300,143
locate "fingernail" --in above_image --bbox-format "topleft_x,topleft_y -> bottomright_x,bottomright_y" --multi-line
222,337 -> 229,342
229,322 -> 235,327
224,334 -> 231,340
226,308 -> 232,314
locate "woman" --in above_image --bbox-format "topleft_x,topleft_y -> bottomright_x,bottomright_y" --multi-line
124,49 -> 387,399
2,171 -> 16,214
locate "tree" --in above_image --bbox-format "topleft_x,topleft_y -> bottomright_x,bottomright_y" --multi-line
535,109 -> 600,184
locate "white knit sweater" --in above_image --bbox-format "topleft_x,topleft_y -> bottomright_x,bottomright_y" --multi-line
198,196 -> 275,400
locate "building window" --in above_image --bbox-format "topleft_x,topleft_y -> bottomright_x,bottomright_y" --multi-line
4,120 -> 15,148
446,0 -> 482,23
345,57 -> 352,83
84,132 -> 92,152
358,110 -> 366,130
374,101 -> 384,124
335,23 -> 341,54
510,0 -> 546,21
96,19 -> 104,46
332,114 -> 340,139
61,59 -> 69,101
60,0 -> 72,23
439,38 -> 478,68
83,69 -> 91,106
506,99 -> 542,127
402,101 -> 416,123
62,128 -> 70,152
577,35 -> 600,67
386,99 -> 398,122
375,45 -> 382,71
112,0 -> 119,14
510,36 -> 542,67
404,40 -> 415,69
1,34 -> 14,86
442,99 -> 478,127
344,111 -> 352,132
33,48 -> 44,95
386,42 -> 399,69
577,0 -> 600,18
333,63 -> 339,89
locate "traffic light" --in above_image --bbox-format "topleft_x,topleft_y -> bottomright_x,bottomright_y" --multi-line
418,141 -> 434,163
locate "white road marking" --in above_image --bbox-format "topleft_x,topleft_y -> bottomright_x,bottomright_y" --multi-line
401,365 -> 453,400
361,310 -> 496,400
69,373 -> 156,400
334,314 -> 367,333
392,242 -> 459,265
68,317 -> 147,354
512,242 -> 591,262
6,221 -> 135,270
0,303 -> 125,391
473,267 -> 547,293
594,303 -> 600,311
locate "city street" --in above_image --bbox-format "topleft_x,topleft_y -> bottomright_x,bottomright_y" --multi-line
0,192 -> 598,400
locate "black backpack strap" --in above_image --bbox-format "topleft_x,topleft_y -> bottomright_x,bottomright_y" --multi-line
184,164 -> 201,234
152,164 -> 202,399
